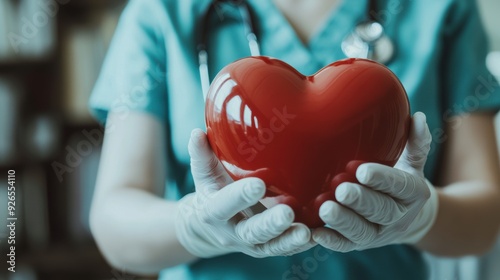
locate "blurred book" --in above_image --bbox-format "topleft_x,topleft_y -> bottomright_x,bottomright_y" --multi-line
23,115 -> 60,162
62,9 -> 121,124
66,133 -> 102,242
0,0 -> 17,59
22,166 -> 50,249
0,0 -> 56,60
0,78 -> 21,166
17,0 -> 56,57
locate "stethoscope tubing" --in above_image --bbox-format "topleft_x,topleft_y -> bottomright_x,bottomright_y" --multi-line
197,0 -> 393,98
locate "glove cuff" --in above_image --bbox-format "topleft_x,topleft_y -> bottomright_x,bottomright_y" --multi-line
401,179 -> 439,244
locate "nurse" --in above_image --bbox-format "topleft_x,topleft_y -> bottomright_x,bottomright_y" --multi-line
89,0 -> 500,279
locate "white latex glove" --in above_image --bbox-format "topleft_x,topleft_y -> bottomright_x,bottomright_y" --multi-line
313,112 -> 439,252
175,129 -> 315,258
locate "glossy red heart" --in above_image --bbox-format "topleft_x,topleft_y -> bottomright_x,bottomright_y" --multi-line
205,57 -> 410,227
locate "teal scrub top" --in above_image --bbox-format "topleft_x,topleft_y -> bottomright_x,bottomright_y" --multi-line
90,0 -> 500,279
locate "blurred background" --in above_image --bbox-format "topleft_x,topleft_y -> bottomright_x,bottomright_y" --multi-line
0,0 -> 498,279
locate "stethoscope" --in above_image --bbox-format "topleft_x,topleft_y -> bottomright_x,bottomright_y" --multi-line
197,0 -> 395,97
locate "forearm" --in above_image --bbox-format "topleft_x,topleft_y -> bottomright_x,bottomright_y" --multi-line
416,181 -> 500,256
90,187 -> 197,275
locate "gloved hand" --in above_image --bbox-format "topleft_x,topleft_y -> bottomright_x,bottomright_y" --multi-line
175,129 -> 315,258
312,112 -> 439,252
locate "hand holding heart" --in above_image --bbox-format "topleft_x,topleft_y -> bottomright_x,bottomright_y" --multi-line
312,112 -> 439,251
175,129 -> 316,258
181,113 -> 438,256
189,56 -> 439,256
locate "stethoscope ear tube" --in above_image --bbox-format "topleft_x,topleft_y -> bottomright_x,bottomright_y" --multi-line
198,50 -> 210,100
197,0 -> 260,99
237,2 -> 260,56
197,2 -> 213,100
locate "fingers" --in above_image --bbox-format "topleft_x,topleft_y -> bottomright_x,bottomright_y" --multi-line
235,204 -> 295,244
396,112 -> 432,173
356,163 -> 428,202
188,129 -> 233,193
335,183 -> 406,225
319,201 -> 378,246
202,177 -> 266,222
281,240 -> 317,256
312,227 -> 356,253
254,224 -> 312,256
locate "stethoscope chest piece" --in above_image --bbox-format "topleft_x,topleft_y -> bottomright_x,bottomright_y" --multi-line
342,21 -> 394,64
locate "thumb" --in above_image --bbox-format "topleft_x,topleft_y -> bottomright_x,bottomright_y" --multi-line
188,129 -> 232,192
396,112 -> 432,173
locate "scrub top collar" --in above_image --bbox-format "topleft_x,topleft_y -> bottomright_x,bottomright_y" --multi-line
196,0 -> 370,75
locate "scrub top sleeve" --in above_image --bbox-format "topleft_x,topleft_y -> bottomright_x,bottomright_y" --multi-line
89,0 -> 167,125
441,0 -> 500,116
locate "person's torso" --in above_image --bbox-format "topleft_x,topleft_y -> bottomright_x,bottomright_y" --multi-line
156,0 -> 457,278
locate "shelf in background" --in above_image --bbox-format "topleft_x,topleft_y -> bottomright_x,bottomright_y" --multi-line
19,243 -> 158,280
0,57 -> 55,72
0,0 -> 128,278
60,0 -> 126,15
19,243 -> 112,279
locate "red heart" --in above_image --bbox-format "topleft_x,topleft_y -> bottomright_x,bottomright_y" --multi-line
205,57 -> 410,227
